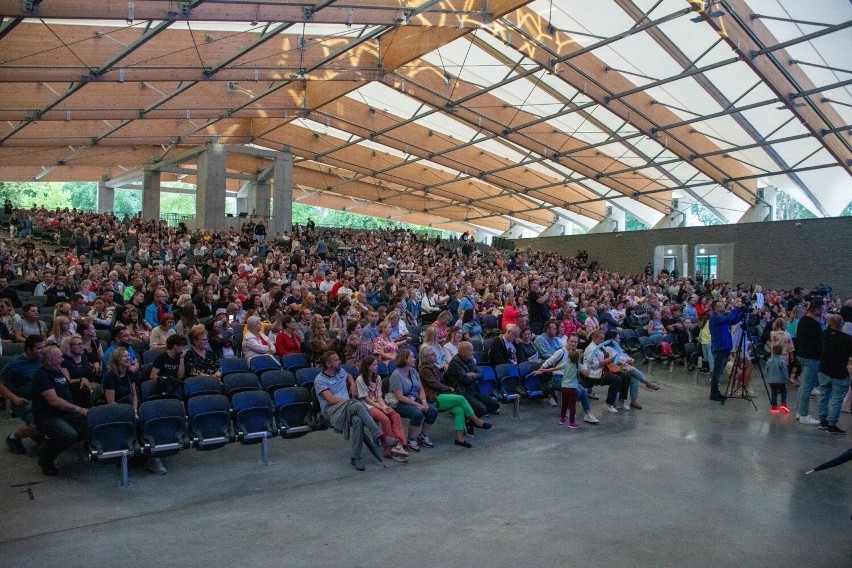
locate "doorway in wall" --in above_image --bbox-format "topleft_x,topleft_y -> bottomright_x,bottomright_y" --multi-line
695,255 -> 718,281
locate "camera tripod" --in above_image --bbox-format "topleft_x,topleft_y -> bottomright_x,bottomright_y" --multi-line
722,321 -> 769,410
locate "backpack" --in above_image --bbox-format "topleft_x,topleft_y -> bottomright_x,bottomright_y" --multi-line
152,374 -> 182,399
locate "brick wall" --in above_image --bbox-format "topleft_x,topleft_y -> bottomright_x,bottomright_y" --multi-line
516,216 -> 852,297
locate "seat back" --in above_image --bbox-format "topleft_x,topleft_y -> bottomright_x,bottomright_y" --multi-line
138,399 -> 190,456
249,354 -> 281,375
274,386 -> 313,438
473,351 -> 486,365
87,404 -> 138,459
139,378 -> 183,402
476,365 -> 498,397
220,357 -> 249,377
223,372 -> 261,398
3,343 -> 24,357
259,369 -> 296,394
517,360 -> 539,381
376,361 -> 390,378
143,349 -> 166,365
295,367 -> 321,388
187,394 -> 234,449
281,353 -> 310,372
495,363 -> 521,396
232,390 -> 276,442
482,314 -> 499,330
341,364 -> 359,380
183,375 -> 222,399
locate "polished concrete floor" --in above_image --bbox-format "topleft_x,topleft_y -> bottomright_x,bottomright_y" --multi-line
1,363 -> 849,568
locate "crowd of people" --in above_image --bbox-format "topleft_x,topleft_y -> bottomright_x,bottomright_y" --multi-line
0,205 -> 850,477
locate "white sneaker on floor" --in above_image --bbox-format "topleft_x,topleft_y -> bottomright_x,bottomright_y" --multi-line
604,404 -> 618,414
621,400 -> 631,410
798,415 -> 821,426
146,458 -> 167,475
548,397 -> 557,407
583,413 -> 599,424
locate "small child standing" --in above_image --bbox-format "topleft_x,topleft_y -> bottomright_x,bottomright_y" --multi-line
767,343 -> 790,413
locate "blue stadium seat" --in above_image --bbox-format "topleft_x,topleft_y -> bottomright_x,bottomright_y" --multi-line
139,378 -> 183,402
494,363 -> 522,417
143,349 -> 166,365
233,390 -> 277,465
295,367 -> 321,388
220,357 -> 249,377
341,364 -> 359,379
274,387 -> 313,439
476,365 -> 498,398
87,403 -> 140,488
281,353 -> 310,372
518,360 -> 543,398
223,372 -> 261,398
187,394 -> 235,450
249,354 -> 281,375
259,369 -> 296,394
138,399 -> 191,458
183,375 -> 222,400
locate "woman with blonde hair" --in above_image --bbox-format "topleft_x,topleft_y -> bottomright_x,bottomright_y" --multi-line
45,316 -> 73,347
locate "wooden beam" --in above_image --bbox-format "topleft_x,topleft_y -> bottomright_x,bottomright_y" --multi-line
692,0 -> 851,176
0,0 -> 492,28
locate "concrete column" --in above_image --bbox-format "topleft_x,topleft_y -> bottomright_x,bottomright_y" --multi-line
236,196 -> 248,215
196,143 -> 228,231
271,148 -> 293,235
97,180 -> 114,214
245,180 -> 271,219
473,227 -> 496,244
739,187 -> 777,223
142,167 -> 161,220
587,207 -> 625,233
537,218 -> 573,237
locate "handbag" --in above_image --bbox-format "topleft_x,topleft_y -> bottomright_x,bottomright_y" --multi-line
384,391 -> 398,408
606,363 -> 622,373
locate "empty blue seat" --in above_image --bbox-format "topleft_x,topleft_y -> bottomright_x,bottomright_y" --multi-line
233,390 -> 277,465
341,364 -> 359,379
259,369 -> 296,394
274,387 -> 313,439
220,357 -> 249,377
376,361 -> 390,378
143,349 -> 166,365
223,372 -> 261,398
295,367 -> 321,388
87,403 -> 140,488
476,365 -> 498,398
138,399 -> 191,458
183,375 -> 222,399
249,354 -> 281,375
492,364 -> 521,417
518,361 -> 543,398
281,353 -> 310,372
139,378 -> 183,402
187,394 -> 235,450
473,351 -> 487,365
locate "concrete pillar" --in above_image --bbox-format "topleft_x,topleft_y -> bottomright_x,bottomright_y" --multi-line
142,167 -> 161,220
97,180 -> 114,214
739,187 -> 776,223
271,148 -> 293,235
196,143 -> 228,231
245,180 -> 271,219
537,218 -> 573,237
236,196 -> 248,215
653,211 -> 687,230
473,227 -> 495,244
587,207 -> 625,233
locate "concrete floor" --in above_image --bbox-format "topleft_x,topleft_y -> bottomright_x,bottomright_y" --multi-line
1,363 -> 849,568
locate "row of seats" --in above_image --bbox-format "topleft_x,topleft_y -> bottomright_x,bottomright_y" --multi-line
88,387 -> 313,487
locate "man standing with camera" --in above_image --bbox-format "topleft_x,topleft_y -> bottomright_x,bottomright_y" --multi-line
708,299 -> 743,401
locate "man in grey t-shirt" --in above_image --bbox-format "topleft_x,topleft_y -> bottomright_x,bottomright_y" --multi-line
314,351 -> 396,471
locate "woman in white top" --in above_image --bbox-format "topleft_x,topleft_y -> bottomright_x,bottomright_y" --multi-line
242,315 -> 273,362
149,312 -> 175,350
354,355 -> 408,461
442,326 -> 463,363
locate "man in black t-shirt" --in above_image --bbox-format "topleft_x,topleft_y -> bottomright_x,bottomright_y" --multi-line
31,345 -> 88,476
817,314 -> 852,434
151,334 -> 188,381
526,278 -> 551,335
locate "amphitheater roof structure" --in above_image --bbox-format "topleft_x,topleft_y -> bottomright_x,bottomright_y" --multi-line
0,0 -> 849,234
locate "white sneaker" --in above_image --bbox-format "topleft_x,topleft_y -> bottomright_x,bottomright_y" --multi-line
798,415 -> 821,426
583,413 -> 599,424
622,400 -> 631,410
548,397 -> 557,407
604,404 -> 618,414
146,458 -> 167,475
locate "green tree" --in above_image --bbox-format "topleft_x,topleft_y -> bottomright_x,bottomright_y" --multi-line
775,190 -> 817,220
690,203 -> 722,226
0,181 -> 71,209
64,182 -> 97,211
843,201 -> 852,216
114,188 -> 142,217
624,212 -> 647,231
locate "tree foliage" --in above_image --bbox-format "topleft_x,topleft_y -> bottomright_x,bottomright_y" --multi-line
775,190 -> 817,221
624,212 -> 647,231
690,203 -> 723,226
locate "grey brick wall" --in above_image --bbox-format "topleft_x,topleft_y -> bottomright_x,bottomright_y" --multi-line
516,216 -> 852,297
